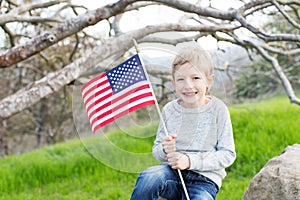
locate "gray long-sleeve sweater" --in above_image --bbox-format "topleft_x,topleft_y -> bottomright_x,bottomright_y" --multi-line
152,96 -> 236,188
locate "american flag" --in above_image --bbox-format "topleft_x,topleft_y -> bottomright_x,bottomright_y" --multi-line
81,54 -> 156,133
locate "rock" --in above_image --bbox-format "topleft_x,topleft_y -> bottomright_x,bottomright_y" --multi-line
243,144 -> 300,200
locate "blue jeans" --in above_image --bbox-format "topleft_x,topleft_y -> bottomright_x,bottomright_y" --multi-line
130,164 -> 219,200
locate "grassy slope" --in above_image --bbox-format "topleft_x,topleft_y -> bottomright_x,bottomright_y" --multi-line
0,96 -> 299,200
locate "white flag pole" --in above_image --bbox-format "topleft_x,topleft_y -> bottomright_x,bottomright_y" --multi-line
133,39 -> 190,200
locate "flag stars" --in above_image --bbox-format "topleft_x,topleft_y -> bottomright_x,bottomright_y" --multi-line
106,55 -> 147,94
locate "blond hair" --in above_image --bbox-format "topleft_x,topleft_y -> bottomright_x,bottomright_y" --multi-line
172,43 -> 214,78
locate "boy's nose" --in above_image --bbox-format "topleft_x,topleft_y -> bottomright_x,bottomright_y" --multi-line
184,79 -> 193,88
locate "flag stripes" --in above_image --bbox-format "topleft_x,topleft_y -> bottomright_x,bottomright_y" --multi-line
81,54 -> 155,133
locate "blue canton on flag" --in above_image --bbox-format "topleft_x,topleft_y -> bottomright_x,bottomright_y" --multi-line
106,54 -> 147,94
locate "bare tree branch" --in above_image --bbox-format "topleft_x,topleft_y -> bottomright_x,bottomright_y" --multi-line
124,2 -> 158,11
278,0 -> 300,6
112,14 -> 123,35
254,43 -> 300,105
11,0 -> 69,14
262,45 -> 300,56
232,33 -> 300,104
0,0 -> 69,25
69,34 -> 79,62
0,0 -> 138,68
151,0 -> 236,20
3,0 -> 297,68
234,12 -> 300,42
139,33 -> 208,44
271,0 -> 300,30
1,24 -> 15,46
5,0 -> 18,7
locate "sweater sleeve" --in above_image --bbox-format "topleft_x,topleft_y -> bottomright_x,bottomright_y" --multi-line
188,105 -> 236,171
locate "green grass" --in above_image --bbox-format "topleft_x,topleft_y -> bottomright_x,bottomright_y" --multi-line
218,96 -> 300,199
0,95 -> 299,199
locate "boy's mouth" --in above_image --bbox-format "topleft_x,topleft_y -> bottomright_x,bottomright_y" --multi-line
183,92 -> 197,96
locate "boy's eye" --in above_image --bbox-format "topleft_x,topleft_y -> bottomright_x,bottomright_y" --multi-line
193,76 -> 201,80
177,78 -> 184,81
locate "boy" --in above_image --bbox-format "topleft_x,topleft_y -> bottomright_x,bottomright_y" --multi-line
130,43 -> 236,200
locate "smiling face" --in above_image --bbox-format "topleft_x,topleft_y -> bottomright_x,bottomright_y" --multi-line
172,62 -> 214,108
171,43 -> 215,108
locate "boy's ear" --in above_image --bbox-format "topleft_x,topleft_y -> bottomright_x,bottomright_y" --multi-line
171,79 -> 175,88
208,74 -> 215,85
207,74 -> 215,93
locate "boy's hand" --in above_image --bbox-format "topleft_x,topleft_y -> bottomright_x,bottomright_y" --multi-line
166,152 -> 190,170
162,134 -> 177,154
